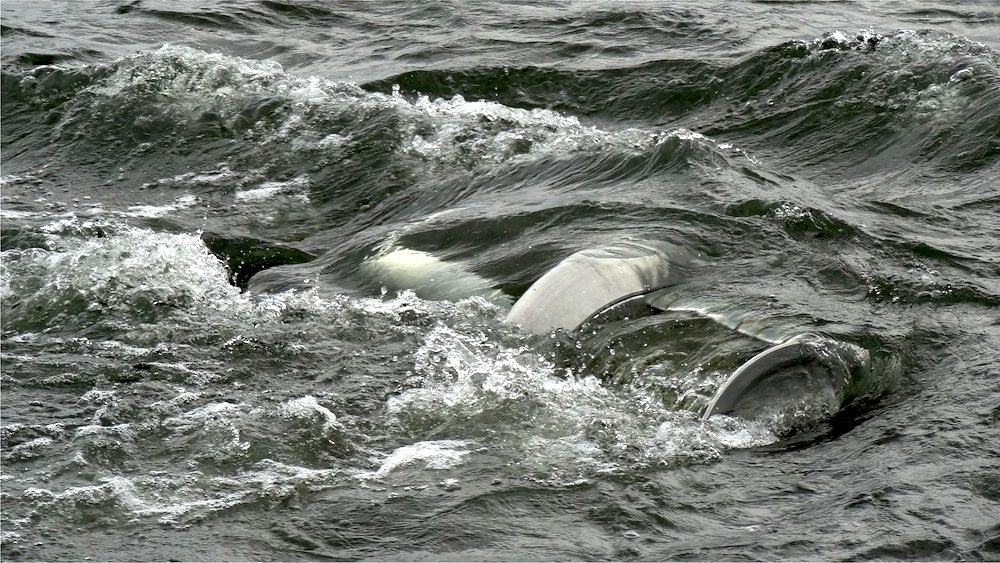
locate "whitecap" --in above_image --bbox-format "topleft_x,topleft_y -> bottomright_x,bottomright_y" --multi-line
363,440 -> 473,480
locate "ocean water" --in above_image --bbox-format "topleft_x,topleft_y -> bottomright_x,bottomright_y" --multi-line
2,1 -> 999,560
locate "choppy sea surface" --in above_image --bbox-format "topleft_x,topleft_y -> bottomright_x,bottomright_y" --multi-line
2,1 -> 999,560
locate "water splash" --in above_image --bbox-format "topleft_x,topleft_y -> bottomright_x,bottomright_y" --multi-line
386,322 -> 778,482
1,224 -> 237,331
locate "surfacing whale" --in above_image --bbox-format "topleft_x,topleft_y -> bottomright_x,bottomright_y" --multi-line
504,240 -> 690,334
360,238 -> 868,429
701,332 -> 870,422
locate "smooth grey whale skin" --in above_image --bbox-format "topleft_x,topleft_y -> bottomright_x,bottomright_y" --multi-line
504,240 -> 689,335
701,332 -> 871,420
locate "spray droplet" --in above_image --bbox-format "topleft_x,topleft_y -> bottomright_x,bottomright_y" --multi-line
380,285 -> 388,297
439,478 -> 460,491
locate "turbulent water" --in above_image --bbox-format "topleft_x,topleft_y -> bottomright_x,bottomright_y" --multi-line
2,1 -> 999,560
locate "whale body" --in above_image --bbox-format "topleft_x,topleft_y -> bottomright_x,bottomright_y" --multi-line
360,245 -> 512,307
504,240 -> 689,334
498,242 -> 869,427
701,332 -> 870,421
359,238 -> 867,431
361,239 -> 688,331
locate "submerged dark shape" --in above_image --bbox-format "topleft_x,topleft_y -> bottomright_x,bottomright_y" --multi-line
201,232 -> 314,290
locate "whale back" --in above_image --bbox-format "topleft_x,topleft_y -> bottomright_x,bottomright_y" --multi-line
702,333 -> 871,422
504,241 -> 688,335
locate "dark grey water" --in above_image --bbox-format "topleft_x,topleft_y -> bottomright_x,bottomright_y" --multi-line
2,1 -> 999,561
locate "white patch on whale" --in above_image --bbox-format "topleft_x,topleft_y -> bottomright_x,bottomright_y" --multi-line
359,244 -> 512,307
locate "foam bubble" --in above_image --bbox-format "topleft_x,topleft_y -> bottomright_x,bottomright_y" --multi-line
162,402 -> 253,462
124,194 -> 199,218
386,322 -> 779,480
397,93 -> 727,169
1,437 -> 55,463
233,177 -> 310,203
280,395 -> 343,434
363,440 -> 473,480
19,459 -> 344,527
1,224 -> 237,330
139,167 -> 241,191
